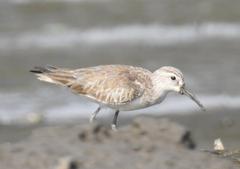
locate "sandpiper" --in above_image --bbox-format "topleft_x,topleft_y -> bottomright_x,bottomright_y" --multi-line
30,65 -> 205,130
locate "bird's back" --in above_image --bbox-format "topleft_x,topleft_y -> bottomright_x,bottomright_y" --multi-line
31,65 -> 153,107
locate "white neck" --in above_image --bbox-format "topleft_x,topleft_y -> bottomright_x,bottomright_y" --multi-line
145,73 -> 170,105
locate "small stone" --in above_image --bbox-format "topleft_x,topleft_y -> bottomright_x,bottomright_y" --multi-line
214,138 -> 225,151
55,157 -> 80,169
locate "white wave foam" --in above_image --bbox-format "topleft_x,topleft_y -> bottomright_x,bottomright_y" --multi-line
1,23 -> 240,49
10,0 -> 110,4
0,91 -> 240,125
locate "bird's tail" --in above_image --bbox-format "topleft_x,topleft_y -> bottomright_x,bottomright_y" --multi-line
30,65 -> 76,86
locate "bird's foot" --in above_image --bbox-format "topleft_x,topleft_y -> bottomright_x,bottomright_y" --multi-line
89,116 -> 95,123
111,124 -> 118,131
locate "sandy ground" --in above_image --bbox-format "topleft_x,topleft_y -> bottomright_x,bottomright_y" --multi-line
0,117 -> 238,169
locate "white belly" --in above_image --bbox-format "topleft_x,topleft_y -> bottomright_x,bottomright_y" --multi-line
109,93 -> 168,111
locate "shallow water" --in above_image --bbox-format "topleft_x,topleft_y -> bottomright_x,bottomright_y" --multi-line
0,0 -> 240,147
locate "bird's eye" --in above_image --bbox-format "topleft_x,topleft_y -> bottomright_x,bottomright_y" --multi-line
171,76 -> 176,80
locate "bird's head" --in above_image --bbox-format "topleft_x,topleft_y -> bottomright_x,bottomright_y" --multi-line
153,66 -> 206,111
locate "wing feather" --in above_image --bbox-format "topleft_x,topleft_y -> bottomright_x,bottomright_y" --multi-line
31,65 -> 152,105
69,65 -> 152,105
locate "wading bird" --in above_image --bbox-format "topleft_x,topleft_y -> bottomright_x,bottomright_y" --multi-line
31,65 -> 205,130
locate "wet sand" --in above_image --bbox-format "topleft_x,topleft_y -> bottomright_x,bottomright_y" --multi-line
1,109 -> 240,147
0,117 -> 238,169
163,109 -> 240,149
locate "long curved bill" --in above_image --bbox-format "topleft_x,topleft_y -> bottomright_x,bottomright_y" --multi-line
180,88 -> 206,111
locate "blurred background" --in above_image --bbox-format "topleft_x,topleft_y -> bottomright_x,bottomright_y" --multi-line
0,0 -> 240,149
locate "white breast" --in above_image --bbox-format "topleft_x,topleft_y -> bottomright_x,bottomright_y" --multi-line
109,90 -> 168,111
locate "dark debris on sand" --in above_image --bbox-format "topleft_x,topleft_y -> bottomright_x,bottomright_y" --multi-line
0,117 -> 238,169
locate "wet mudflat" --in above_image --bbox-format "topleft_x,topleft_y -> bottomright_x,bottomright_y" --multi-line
0,117 -> 238,169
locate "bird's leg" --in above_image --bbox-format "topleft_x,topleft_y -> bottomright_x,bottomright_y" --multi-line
89,106 -> 101,123
111,110 -> 120,131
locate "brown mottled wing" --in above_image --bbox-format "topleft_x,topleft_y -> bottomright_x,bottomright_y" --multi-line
69,65 -> 151,105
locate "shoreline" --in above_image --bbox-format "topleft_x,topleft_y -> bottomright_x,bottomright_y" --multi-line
1,109 -> 240,148
0,117 -> 238,169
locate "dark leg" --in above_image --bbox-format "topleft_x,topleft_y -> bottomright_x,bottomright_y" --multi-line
89,106 -> 101,123
111,110 -> 120,131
